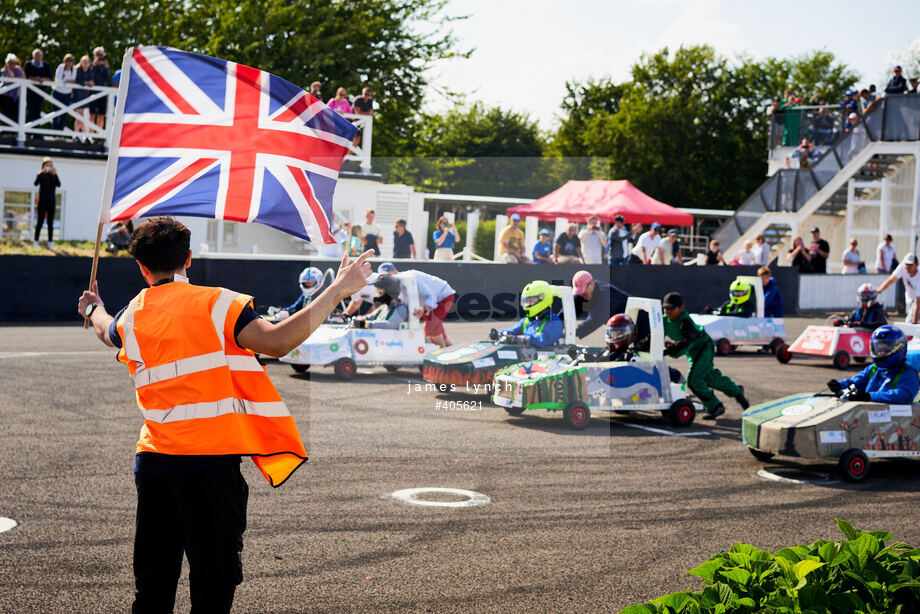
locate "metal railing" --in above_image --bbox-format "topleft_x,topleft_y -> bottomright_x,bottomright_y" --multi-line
716,95 -> 920,248
767,104 -> 846,150
0,77 -> 374,171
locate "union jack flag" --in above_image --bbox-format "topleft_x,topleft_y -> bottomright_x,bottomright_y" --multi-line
101,46 -> 358,242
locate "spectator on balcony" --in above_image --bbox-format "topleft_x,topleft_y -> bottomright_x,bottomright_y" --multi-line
1,54 -> 25,121
908,77 -> 919,95
875,234 -> 897,274
628,223 -> 663,265
24,48 -> 51,126
555,223 -> 584,264
73,55 -> 93,135
790,138 -> 820,168
607,215 -> 630,265
753,234 -> 771,266
840,90 -> 858,116
327,87 -> 352,115
842,238 -> 865,274
89,47 -> 109,129
782,94 -> 803,146
665,229 -> 681,265
533,228 -> 553,264
432,216 -> 459,261
885,66 -> 908,95
768,97 -> 784,148
736,241 -> 757,266
52,54 -> 77,131
859,88 -> 880,115
351,87 -> 373,146
309,81 -> 322,99
705,239 -> 724,265
393,219 -> 416,259
812,103 -> 835,145
844,112 -> 859,133
499,213 -> 528,263
579,215 -> 607,264
362,208 -> 382,255
786,237 -> 813,273
347,224 -> 363,257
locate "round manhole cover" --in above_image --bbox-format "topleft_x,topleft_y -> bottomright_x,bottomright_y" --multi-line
384,487 -> 491,508
757,468 -> 839,485
0,517 -> 18,533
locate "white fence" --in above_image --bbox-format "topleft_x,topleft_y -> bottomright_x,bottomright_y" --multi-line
0,77 -> 374,172
798,273 -> 897,312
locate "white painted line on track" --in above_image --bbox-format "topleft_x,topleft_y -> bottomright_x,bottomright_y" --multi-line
0,517 -> 17,533
384,487 -> 491,508
757,468 -> 839,485
618,422 -> 712,437
0,351 -> 114,359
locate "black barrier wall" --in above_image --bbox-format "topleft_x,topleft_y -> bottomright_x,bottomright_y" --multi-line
1,255 -> 798,322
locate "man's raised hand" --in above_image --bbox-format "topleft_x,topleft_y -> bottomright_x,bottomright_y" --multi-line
331,249 -> 374,300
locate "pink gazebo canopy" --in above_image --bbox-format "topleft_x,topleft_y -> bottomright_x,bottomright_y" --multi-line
506,180 -> 692,226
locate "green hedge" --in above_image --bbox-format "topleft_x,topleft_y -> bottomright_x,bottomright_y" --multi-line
622,519 -> 920,614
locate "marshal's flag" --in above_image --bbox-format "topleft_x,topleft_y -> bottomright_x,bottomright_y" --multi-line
99,46 -> 358,243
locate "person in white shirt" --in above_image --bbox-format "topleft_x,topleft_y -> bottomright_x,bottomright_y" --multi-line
381,264 -> 456,346
52,53 -> 77,131
753,234 -> 771,266
578,215 -> 607,264
737,241 -> 757,266
841,237 -> 863,274
628,222 -> 664,264
319,221 -> 348,259
877,253 -> 920,323
875,234 -> 896,273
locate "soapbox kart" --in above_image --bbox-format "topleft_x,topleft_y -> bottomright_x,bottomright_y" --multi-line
280,273 -> 437,379
491,297 -> 699,429
691,276 -> 785,356
776,322 -> 920,370
742,387 -> 920,481
422,284 -> 579,389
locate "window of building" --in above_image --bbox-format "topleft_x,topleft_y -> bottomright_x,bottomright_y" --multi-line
1,189 -> 63,241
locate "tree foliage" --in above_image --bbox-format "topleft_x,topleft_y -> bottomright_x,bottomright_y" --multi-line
0,0 -> 467,156
554,46 -> 859,210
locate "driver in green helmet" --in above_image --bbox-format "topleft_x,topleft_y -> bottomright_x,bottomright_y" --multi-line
715,279 -> 755,317
491,280 -> 564,348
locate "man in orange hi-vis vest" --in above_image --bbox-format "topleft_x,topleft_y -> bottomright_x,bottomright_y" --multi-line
78,217 -> 372,613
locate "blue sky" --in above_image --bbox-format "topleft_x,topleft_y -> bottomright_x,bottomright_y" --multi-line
425,0 -> 920,130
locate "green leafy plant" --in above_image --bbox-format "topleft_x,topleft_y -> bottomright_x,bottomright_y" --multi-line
621,519 -> 920,614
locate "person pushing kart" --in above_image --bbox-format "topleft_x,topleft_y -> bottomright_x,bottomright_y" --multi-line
833,283 -> 887,330
827,325 -> 919,404
490,280 -> 563,348
662,291 -> 749,419
713,279 -> 755,317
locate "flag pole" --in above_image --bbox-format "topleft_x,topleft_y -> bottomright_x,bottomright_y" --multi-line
84,46 -> 135,329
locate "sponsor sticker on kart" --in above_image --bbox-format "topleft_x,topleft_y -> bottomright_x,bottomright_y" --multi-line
820,430 -> 848,444
868,410 -> 891,423
493,395 -> 512,407
890,405 -> 912,417
497,350 -> 519,360
849,335 -> 866,354
781,403 -> 813,417
473,357 -> 495,368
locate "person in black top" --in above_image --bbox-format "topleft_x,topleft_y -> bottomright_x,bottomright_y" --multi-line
23,49 -> 52,126
787,236 -> 813,273
33,157 -> 60,246
705,239 -> 724,265
807,227 -> 830,273
885,66 -> 907,95
352,87 -> 373,146
89,47 -> 110,129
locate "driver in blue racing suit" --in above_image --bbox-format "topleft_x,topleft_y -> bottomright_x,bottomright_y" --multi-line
283,267 -> 326,315
490,280 -> 563,348
828,325 -> 919,404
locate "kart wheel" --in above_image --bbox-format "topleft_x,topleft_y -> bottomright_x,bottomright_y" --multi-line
748,447 -> 774,462
775,343 -> 792,364
853,356 -> 867,364
291,364 -> 309,373
334,358 -> 357,380
768,338 -> 785,354
503,406 -> 525,416
716,338 -> 732,356
667,399 -> 696,427
832,350 -> 851,370
563,402 -> 591,429
839,449 -> 869,482
384,365 -> 399,372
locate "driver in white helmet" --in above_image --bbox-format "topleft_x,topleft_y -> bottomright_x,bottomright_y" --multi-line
281,267 -> 326,316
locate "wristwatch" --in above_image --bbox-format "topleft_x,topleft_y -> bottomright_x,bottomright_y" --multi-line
85,303 -> 101,318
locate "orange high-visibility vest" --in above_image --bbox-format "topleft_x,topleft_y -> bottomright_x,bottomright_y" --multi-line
116,280 -> 307,486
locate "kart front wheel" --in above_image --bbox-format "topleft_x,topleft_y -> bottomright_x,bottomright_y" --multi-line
748,447 -> 774,462
384,365 -> 399,372
832,350 -> 851,370
716,338 -> 732,356
334,358 -> 357,380
503,406 -> 525,416
667,399 -> 696,427
768,338 -> 785,354
853,356 -> 867,364
291,364 -> 309,373
839,449 -> 869,482
775,343 -> 792,364
563,402 -> 591,429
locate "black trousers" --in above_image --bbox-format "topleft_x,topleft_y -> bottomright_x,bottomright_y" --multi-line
34,202 -> 55,242
132,464 -> 248,614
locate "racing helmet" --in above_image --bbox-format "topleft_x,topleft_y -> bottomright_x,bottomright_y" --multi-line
870,325 -> 907,369
521,280 -> 553,317
605,314 -> 636,352
857,283 -> 878,308
729,279 -> 752,305
298,267 -> 324,298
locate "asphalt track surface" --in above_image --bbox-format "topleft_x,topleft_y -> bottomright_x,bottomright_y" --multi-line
2,318 -> 920,613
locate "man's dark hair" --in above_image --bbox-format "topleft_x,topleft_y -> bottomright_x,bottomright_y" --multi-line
395,219 -> 407,227
128,216 -> 191,273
